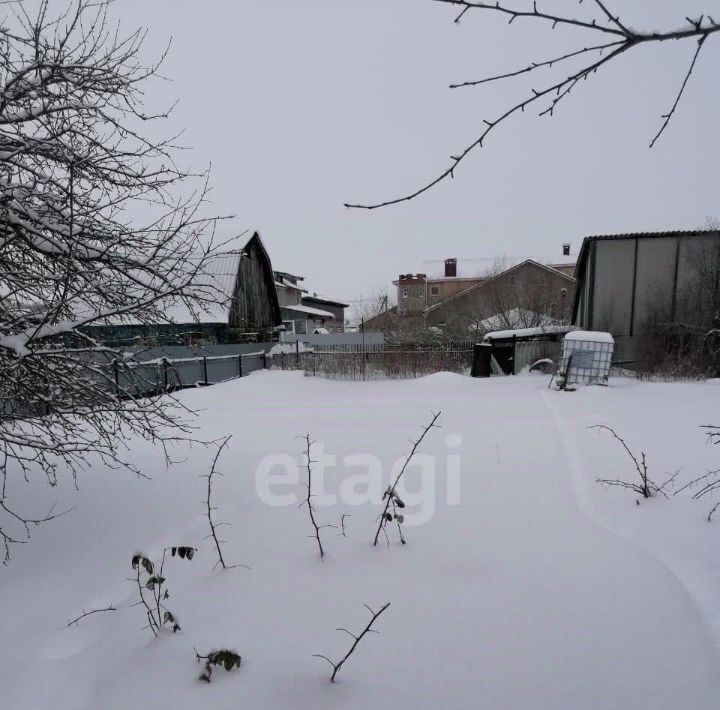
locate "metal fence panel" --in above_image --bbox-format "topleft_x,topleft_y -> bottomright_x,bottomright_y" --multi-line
243,354 -> 266,375
514,341 -> 561,374
208,357 -> 240,382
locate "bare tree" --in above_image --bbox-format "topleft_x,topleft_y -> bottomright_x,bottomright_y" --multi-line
354,287 -> 396,326
0,1 -> 227,561
346,1 -> 720,209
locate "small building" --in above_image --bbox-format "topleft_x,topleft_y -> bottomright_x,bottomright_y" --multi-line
301,293 -> 348,332
274,271 -> 340,335
87,231 -> 281,345
483,324 -> 575,374
572,229 -> 720,360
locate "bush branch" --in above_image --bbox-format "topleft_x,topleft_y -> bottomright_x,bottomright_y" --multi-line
374,411 -> 441,546
300,434 -> 326,559
313,602 -> 391,682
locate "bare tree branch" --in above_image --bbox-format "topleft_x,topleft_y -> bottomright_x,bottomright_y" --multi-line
313,602 -> 391,682
650,35 -> 707,148
346,1 -> 720,209
202,436 -> 239,571
66,604 -> 116,627
300,434 -> 326,559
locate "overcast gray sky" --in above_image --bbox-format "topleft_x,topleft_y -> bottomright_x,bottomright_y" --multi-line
121,0 -> 720,304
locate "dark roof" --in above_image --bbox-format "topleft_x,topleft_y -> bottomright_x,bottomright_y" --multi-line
583,229 -> 718,242
302,294 -> 349,308
571,229 -> 720,322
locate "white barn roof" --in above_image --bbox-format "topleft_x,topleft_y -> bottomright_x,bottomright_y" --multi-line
162,251 -> 243,325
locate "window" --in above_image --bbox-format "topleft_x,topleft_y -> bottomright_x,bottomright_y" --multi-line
430,286 -> 439,296
402,289 -> 409,298
509,275 -> 517,287
539,275 -> 547,288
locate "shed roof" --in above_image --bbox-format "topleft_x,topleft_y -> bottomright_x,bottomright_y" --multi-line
484,325 -> 575,341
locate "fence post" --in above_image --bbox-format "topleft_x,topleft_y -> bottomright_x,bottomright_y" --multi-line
162,357 -> 168,391
113,358 -> 120,398
238,353 -> 243,378
312,350 -> 316,376
263,352 -> 268,370
561,353 -> 573,391
296,340 -> 300,368
203,356 -> 208,386
511,335 -> 517,375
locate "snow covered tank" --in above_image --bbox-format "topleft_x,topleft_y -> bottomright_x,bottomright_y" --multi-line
559,331 -> 614,386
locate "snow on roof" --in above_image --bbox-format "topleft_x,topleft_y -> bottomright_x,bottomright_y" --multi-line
563,330 -> 614,344
95,251 -> 244,327
476,308 -> 555,332
159,251 -> 242,324
484,325 -> 576,341
282,303 -> 335,319
275,278 -> 304,292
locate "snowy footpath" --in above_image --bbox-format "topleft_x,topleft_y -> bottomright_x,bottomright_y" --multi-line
2,371 -> 720,709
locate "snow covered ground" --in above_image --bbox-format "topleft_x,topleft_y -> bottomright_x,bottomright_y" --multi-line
2,371 -> 720,709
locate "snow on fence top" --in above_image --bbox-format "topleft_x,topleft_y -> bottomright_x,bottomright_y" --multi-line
564,330 -> 614,344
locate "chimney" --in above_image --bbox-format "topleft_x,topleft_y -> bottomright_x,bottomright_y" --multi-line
562,243 -> 571,257
444,258 -> 457,278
